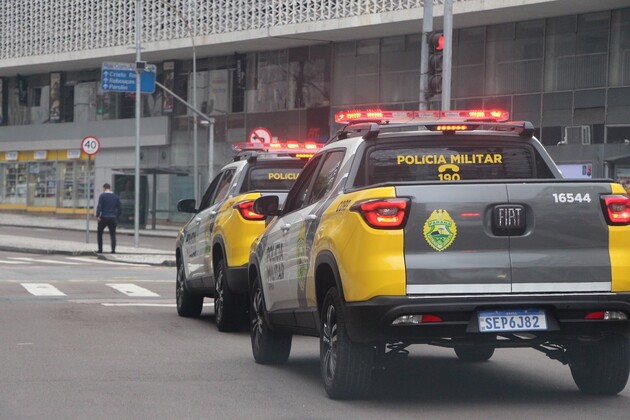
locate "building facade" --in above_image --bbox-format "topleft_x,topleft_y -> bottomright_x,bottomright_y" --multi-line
1,0 -> 629,221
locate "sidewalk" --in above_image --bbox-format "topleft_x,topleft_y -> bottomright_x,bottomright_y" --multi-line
0,213 -> 179,266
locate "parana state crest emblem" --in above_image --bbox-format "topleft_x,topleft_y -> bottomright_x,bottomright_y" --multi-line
423,209 -> 457,251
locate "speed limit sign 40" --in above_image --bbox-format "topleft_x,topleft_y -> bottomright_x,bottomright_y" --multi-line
81,136 -> 100,155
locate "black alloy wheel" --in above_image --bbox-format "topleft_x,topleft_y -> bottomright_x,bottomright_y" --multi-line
249,274 -> 291,364
176,262 -> 203,317
320,287 -> 373,399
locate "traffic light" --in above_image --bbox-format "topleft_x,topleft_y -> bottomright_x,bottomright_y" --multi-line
427,32 -> 444,98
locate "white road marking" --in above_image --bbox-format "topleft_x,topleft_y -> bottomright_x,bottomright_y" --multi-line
101,303 -> 176,307
106,283 -> 160,297
21,283 -> 66,296
0,260 -> 28,265
10,257 -> 81,265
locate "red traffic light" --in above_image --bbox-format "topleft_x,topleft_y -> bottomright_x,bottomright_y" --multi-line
428,32 -> 444,51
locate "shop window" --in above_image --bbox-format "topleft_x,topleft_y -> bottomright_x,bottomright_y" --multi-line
3,163 -> 28,204
29,161 -> 57,207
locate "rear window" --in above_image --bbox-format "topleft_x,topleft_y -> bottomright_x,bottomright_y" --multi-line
241,161 -> 306,192
357,143 -> 553,185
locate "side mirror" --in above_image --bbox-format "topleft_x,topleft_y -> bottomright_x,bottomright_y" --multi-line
253,195 -> 281,217
177,198 -> 197,213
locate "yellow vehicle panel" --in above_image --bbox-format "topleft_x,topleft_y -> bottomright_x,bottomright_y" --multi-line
610,183 -> 630,292
212,192 -> 265,269
308,186 -> 406,304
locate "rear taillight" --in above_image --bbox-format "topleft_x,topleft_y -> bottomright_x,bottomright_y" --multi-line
234,200 -> 265,221
601,194 -> 630,225
351,198 -> 410,229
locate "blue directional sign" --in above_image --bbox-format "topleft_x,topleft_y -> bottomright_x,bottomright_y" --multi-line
101,62 -> 156,94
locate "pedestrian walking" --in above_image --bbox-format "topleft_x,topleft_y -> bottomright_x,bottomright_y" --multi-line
96,183 -> 122,254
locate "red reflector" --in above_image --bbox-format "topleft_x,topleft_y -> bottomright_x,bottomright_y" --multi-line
602,194 -> 630,225
235,200 -> 265,221
351,198 -> 410,229
460,213 -> 481,218
421,314 -> 443,323
584,311 -> 605,320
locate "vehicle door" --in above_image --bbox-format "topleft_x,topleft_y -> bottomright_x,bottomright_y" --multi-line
183,173 -> 221,280
197,169 -> 236,287
260,155 -> 323,313
262,151 -> 346,312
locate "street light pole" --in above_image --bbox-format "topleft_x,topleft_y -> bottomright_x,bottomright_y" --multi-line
134,0 -> 142,248
201,118 -> 215,183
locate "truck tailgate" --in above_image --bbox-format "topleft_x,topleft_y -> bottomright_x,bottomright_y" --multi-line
398,181 -> 615,295
508,182 -> 611,292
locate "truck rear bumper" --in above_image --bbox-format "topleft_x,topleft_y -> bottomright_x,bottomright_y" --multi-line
343,293 -> 630,344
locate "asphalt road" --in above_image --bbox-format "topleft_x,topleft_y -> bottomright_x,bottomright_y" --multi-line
1,253 -> 629,419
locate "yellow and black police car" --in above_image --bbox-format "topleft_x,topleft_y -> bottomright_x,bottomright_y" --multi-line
175,140 -> 320,331
248,109 -> 630,398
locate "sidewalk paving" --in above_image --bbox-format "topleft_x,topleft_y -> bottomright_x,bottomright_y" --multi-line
0,213 -> 180,267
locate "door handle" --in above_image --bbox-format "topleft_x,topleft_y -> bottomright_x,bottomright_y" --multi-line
281,223 -> 291,233
195,217 -> 202,224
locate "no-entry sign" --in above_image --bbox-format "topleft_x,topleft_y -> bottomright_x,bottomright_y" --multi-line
249,127 -> 272,144
81,136 -> 100,155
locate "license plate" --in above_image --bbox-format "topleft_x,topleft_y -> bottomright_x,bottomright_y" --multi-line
478,309 -> 547,332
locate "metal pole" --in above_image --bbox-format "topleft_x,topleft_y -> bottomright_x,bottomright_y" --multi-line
134,0 -> 141,248
189,1 -> 198,204
208,118 -> 215,182
85,155 -> 90,243
442,0 -> 453,111
419,0 -> 433,110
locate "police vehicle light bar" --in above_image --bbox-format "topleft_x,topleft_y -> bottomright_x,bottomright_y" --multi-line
334,109 -> 509,124
232,141 -> 323,156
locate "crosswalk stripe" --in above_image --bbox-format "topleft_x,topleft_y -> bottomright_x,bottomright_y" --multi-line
106,283 -> 160,297
10,257 -> 81,265
21,283 -> 66,296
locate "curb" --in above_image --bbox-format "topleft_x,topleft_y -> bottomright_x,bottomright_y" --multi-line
97,254 -> 176,267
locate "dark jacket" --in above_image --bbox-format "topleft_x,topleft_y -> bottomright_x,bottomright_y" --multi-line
97,191 -> 122,219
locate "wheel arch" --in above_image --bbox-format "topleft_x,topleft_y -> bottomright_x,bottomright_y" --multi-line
314,251 -> 345,314
212,236 -> 226,275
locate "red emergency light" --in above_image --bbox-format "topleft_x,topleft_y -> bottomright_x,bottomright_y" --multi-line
334,108 -> 509,124
232,141 -> 323,158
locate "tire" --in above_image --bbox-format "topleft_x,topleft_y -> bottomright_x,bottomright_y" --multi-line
320,287 -> 374,399
454,345 -> 495,362
250,274 -> 292,364
569,335 -> 630,395
176,262 -> 203,317
214,259 -> 244,332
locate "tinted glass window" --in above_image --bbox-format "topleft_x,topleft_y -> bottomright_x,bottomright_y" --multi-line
198,173 -> 223,211
358,143 -> 548,185
242,161 -> 306,192
283,155 -> 323,214
211,169 -> 235,206
308,151 -> 344,205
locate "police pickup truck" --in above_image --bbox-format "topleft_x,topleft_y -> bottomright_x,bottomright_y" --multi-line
175,141 -> 319,331
248,109 -> 630,399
